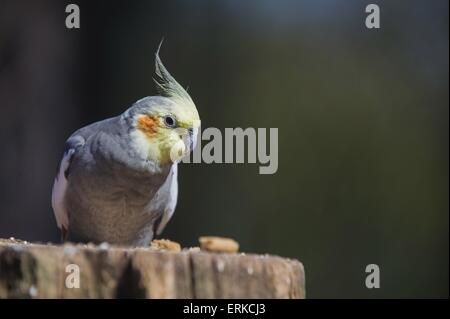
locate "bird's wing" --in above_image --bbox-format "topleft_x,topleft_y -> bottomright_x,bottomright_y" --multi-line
51,117 -> 118,234
51,135 -> 85,232
152,164 -> 178,236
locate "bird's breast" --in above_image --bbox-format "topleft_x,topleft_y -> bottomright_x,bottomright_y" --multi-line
66,160 -> 170,245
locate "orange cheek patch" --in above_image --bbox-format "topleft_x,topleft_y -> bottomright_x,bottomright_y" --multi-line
137,115 -> 159,137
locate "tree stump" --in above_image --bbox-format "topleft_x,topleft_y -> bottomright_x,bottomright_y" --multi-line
0,238 -> 305,298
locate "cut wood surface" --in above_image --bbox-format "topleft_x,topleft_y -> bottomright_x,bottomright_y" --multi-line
0,238 -> 305,298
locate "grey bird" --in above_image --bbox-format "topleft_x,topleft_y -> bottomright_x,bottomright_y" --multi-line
51,49 -> 200,246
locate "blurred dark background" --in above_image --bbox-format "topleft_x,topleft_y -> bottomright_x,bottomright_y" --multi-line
0,0 -> 448,298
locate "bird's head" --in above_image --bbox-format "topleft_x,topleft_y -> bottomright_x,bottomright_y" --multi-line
124,48 -> 200,165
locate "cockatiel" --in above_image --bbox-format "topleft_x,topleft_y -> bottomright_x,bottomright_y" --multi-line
51,48 -> 200,246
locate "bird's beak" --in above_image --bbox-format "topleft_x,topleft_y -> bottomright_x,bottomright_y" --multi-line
188,128 -> 195,152
188,127 -> 198,152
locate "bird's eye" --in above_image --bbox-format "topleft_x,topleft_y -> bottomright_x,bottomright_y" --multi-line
163,115 -> 177,128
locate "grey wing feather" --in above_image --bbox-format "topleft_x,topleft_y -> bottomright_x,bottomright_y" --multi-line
151,164 -> 178,235
51,135 -> 85,231
51,118 -> 117,231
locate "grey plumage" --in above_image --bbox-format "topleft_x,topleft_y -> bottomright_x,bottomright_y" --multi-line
51,52 -> 199,246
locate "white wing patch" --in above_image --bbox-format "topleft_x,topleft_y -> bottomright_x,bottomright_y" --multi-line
51,148 -> 75,231
156,164 -> 178,235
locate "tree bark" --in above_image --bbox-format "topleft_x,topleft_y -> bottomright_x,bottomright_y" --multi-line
0,238 -> 305,298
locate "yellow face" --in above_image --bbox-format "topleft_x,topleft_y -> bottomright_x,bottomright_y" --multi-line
135,105 -> 200,164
